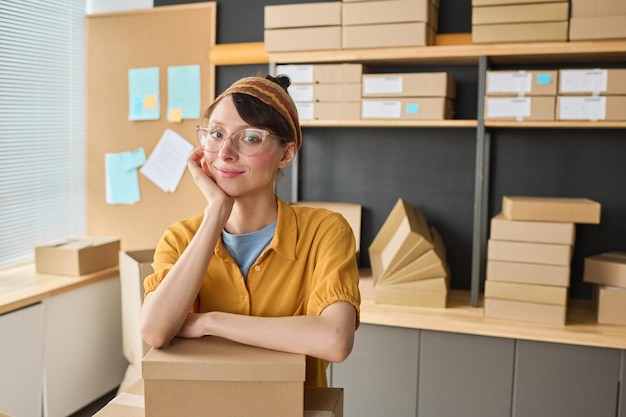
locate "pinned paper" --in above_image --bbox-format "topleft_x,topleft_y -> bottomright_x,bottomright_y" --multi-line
129,67 -> 160,121
167,65 -> 201,120
105,148 -> 146,205
168,107 -> 183,123
140,129 -> 195,192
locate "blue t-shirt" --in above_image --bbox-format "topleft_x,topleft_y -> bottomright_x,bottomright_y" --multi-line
222,221 -> 276,280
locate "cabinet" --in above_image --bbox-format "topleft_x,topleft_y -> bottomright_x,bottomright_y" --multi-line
0,303 -> 45,417
269,40 -> 626,306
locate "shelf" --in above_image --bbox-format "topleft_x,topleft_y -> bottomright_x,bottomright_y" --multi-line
300,119 -> 477,128
485,120 -> 626,129
269,39 -> 626,66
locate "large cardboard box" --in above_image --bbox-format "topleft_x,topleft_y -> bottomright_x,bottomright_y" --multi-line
571,0 -> 626,17
368,198 -> 433,281
484,280 -> 568,305
486,260 -> 570,287
276,64 -> 365,84
484,96 -> 555,121
502,196 -> 601,224
472,2 -> 569,25
342,21 -> 435,48
142,336 -> 306,417
489,213 -> 575,245
342,0 -> 437,28
362,98 -> 453,120
264,2 -> 341,29
487,240 -> 572,266
484,298 -> 566,325
569,15 -> 626,41
95,380 -> 344,417
289,84 -> 362,102
597,285 -> 626,326
583,252 -> 626,288
374,278 -> 448,308
486,70 -> 558,96
119,250 -> 154,367
557,96 -> 626,121
362,72 -> 456,98
558,69 -> 626,96
472,21 -> 569,43
265,27 -> 341,53
34,236 -> 120,276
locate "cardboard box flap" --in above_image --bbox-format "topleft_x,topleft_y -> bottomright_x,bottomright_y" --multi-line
142,336 -> 306,382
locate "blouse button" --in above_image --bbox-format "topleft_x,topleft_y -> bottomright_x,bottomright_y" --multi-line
244,295 -> 249,302
254,265 -> 261,272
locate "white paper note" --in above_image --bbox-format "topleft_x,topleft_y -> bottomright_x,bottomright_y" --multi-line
558,96 -> 606,121
559,69 -> 608,94
140,129 -> 194,192
487,71 -> 532,94
362,100 -> 402,119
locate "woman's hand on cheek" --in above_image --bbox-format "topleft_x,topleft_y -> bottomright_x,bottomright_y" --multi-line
187,148 -> 231,204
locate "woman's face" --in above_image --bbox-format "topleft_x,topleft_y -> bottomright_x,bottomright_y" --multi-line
203,95 -> 295,198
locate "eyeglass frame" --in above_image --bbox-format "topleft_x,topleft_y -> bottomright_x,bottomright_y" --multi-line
195,124 -> 282,156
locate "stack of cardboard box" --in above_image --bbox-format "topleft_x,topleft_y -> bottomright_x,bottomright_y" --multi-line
569,0 -> 626,41
369,198 -> 450,308
264,2 -> 342,52
471,0 -> 570,44
341,0 -> 438,49
583,252 -> 626,326
557,68 -> 626,122
484,196 -> 601,325
361,72 -> 456,120
275,64 -> 365,121
484,69 -> 559,121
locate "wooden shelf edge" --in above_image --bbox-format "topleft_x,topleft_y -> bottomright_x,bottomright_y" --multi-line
300,119 -> 478,128
485,121 -> 626,129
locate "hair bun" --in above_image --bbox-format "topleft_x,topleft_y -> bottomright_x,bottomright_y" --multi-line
268,74 -> 291,91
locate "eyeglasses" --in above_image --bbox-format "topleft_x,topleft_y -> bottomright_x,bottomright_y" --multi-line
195,125 -> 278,156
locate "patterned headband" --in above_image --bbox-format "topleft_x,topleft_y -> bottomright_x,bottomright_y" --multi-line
216,76 -> 302,150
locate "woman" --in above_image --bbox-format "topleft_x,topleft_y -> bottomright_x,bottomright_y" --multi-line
139,74 -> 361,387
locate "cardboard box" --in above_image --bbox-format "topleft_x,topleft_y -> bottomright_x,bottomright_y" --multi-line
571,0 -> 626,17
569,15 -> 626,40
472,0 -> 558,6
583,252 -> 626,288
502,196 -> 601,224
342,21 -> 435,48
264,26 -> 341,53
489,213 -> 575,245
472,2 -> 569,25
557,96 -> 626,121
597,285 -> 626,326
276,64 -> 365,84
362,98 -> 453,120
314,101 -> 362,120
264,2 -> 341,29
95,380 -> 344,417
484,298 -> 566,325
363,72 -> 456,98
342,0 -> 438,28
368,198 -> 433,281
119,250 -> 154,367
289,84 -> 362,102
486,70 -> 558,96
558,69 -> 626,95
142,336 -> 306,417
487,260 -> 570,287
374,278 -> 448,308
487,240 -> 572,266
484,96 -> 555,121
34,236 -> 120,276
484,280 -> 568,305
472,21 -> 569,43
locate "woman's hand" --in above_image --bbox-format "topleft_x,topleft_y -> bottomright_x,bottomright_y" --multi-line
177,312 -> 211,339
187,148 -> 234,207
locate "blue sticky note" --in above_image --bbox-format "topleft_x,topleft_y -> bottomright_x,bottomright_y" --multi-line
129,67 -> 160,121
105,148 -> 146,205
168,65 -> 201,120
406,103 -> 420,114
537,73 -> 552,85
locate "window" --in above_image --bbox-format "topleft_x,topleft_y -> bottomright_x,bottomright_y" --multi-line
0,1 -> 86,268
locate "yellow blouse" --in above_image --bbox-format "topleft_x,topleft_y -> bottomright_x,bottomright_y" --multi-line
144,196 -> 361,387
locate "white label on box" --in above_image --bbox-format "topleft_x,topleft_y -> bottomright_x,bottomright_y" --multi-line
487,72 -> 532,94
558,96 -> 606,121
296,102 -> 314,120
363,76 -> 403,95
276,64 -> 314,84
362,100 -> 402,118
288,85 -> 314,102
486,97 -> 531,119
560,69 -> 608,94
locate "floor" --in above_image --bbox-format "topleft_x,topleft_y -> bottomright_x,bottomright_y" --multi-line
68,388 -> 118,417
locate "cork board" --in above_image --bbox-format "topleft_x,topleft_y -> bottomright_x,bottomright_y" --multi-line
86,3 -> 216,250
